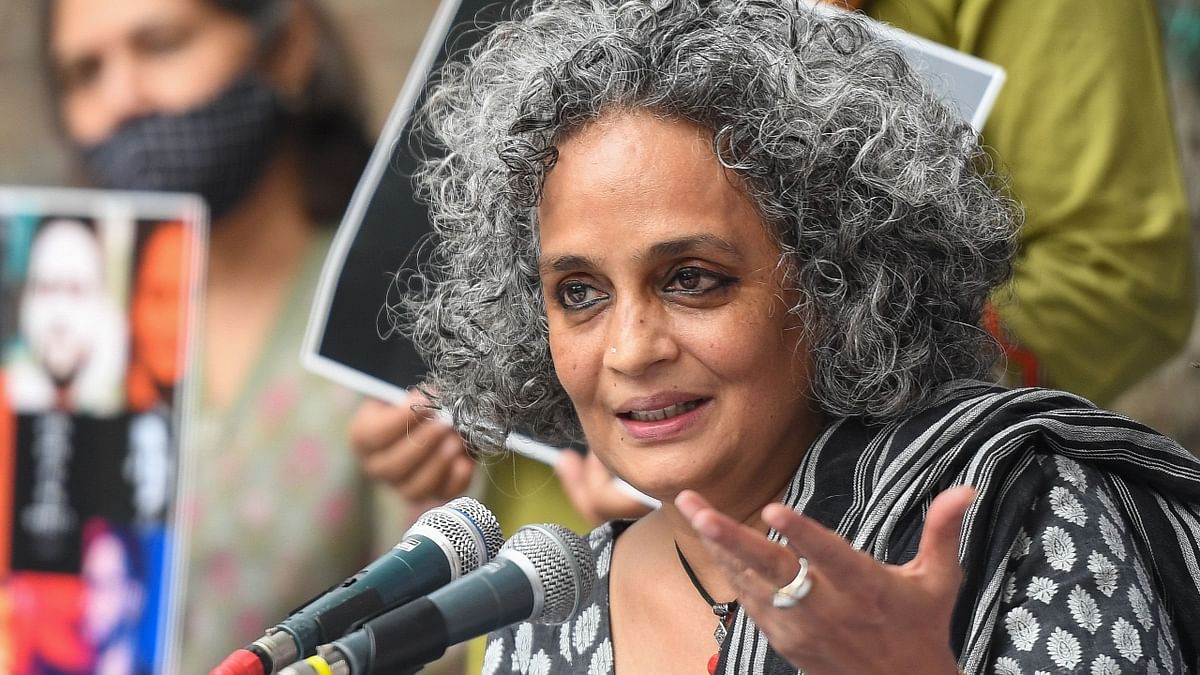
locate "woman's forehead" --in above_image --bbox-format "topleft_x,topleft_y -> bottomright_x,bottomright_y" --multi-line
52,0 -> 206,57
537,112 -> 774,263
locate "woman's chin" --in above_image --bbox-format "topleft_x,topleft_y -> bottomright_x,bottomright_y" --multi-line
611,467 -> 703,507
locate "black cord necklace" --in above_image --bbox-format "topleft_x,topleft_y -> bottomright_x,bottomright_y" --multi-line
675,542 -> 739,675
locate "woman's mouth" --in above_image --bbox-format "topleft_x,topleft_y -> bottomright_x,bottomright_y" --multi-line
616,397 -> 711,441
620,399 -> 705,421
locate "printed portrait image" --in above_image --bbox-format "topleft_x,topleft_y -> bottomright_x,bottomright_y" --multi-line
5,217 -> 128,416
126,220 -> 189,414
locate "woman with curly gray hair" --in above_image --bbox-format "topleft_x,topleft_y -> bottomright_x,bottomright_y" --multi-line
402,1 -> 1200,673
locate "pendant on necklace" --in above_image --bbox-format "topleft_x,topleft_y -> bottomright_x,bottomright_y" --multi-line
708,603 -> 731,675
712,603 -> 730,645
674,543 -> 734,675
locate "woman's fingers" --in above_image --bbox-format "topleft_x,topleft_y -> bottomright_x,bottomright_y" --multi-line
387,432 -> 470,501
347,394 -> 477,502
554,450 -> 599,524
912,486 -> 975,592
443,451 -> 477,497
761,501 -> 877,583
359,413 -> 452,483
349,393 -> 439,457
675,491 -> 799,592
680,488 -> 967,675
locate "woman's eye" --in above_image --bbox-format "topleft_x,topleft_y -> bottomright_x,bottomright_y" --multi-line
665,267 -> 733,294
557,281 -> 606,309
137,25 -> 194,56
57,58 -> 101,93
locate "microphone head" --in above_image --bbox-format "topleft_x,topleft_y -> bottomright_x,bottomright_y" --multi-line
501,524 -> 596,625
407,497 -> 503,578
444,496 -> 505,562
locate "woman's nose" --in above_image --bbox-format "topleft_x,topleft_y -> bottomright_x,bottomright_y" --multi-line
602,298 -> 679,376
94,53 -> 154,138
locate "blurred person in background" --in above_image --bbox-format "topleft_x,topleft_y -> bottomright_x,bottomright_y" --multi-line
858,0 -> 1195,403
38,0 -> 444,671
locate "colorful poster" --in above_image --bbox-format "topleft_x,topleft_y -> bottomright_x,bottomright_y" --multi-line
0,187 -> 205,675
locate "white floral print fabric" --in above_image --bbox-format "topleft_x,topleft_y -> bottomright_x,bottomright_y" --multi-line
990,456 -> 1184,673
484,522 -> 619,675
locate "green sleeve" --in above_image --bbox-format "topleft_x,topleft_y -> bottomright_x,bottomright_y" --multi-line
870,0 -> 1195,404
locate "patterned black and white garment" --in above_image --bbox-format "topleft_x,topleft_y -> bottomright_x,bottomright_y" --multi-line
483,382 -> 1200,674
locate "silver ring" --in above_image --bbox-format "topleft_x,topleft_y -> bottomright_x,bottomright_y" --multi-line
771,557 -> 812,608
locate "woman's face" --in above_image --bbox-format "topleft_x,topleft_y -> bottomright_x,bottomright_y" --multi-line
538,113 -> 822,503
50,0 -> 256,144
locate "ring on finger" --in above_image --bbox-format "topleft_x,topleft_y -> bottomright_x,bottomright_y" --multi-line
771,557 -> 813,608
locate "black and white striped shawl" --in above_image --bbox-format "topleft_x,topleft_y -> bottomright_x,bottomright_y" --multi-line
717,381 -> 1200,674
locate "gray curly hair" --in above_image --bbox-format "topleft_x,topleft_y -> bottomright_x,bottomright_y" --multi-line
399,0 -> 1019,451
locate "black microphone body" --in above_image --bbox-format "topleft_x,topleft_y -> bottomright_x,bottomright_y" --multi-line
333,557 -> 538,672
231,497 -> 503,673
271,532 -> 456,660
316,523 -> 595,675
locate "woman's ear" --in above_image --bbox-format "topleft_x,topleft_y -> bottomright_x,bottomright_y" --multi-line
264,0 -> 319,103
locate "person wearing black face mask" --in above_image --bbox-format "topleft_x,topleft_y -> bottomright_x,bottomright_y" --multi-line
38,1 -> 448,672
78,71 -> 285,222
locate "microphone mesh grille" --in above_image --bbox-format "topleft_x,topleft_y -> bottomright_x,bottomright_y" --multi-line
412,497 -> 502,574
445,496 -> 504,561
503,524 -> 596,625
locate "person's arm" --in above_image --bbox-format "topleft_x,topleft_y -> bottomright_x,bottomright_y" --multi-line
870,0 -> 1195,404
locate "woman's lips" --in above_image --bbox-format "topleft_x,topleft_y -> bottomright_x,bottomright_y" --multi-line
616,397 -> 711,441
624,399 -> 704,421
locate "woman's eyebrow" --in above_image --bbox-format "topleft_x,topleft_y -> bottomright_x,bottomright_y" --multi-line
539,234 -> 744,275
538,254 -> 598,275
642,234 -> 743,262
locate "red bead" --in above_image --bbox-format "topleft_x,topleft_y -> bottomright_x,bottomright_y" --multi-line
707,652 -> 720,675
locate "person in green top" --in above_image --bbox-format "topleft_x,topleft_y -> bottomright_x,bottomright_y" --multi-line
864,0 -> 1194,403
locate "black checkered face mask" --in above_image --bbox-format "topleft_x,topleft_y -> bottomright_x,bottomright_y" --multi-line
79,73 -> 283,220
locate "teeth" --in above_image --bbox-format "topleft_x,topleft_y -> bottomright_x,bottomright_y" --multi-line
626,400 -> 702,422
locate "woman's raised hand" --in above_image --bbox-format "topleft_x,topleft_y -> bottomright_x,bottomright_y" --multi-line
675,487 -> 974,675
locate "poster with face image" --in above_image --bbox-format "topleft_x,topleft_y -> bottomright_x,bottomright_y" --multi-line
0,187 -> 205,675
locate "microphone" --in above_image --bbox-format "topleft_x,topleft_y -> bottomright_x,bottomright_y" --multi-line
211,497 -> 503,675
280,523 -> 596,675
